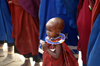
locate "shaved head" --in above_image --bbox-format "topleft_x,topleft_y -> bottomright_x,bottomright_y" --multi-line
46,17 -> 65,32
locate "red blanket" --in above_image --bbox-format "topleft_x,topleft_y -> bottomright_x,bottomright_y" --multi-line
9,0 -> 39,55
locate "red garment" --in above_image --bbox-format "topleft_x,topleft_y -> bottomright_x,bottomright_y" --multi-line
10,0 -> 39,55
43,37 -> 78,66
18,0 -> 40,20
91,0 -> 100,28
43,44 -> 64,66
62,43 -> 79,66
77,0 -> 84,18
7,0 -> 11,9
77,0 -> 92,64
89,0 -> 95,9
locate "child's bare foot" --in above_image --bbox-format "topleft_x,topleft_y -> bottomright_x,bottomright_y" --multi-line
0,49 -> 4,57
0,54 -> 15,66
34,62 -> 40,66
21,60 -> 31,66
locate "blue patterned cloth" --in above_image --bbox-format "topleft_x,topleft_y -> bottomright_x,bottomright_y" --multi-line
87,13 -> 100,66
0,0 -> 14,43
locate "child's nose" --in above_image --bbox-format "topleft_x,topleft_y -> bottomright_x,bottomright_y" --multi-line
46,31 -> 49,35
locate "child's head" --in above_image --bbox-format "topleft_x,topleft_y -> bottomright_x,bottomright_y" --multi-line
46,17 -> 64,38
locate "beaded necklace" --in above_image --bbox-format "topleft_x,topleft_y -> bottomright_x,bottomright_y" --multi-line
45,33 -> 65,45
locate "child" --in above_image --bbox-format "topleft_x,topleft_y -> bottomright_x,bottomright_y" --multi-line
41,17 -> 78,66
39,0 -> 79,59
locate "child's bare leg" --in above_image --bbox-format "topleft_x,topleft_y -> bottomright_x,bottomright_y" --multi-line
0,42 -> 4,57
21,58 -> 31,66
0,44 -> 15,65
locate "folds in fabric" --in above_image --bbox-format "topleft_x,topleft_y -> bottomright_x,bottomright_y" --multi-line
0,0 -> 14,43
77,0 -> 84,18
87,13 -> 100,66
91,0 -> 100,28
62,43 -> 79,66
18,0 -> 40,20
76,0 -> 92,64
62,0 -> 79,29
10,0 -> 39,55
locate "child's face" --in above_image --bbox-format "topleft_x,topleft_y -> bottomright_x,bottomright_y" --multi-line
46,23 -> 59,38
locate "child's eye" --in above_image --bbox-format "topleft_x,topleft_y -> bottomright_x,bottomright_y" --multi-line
49,30 -> 52,32
46,29 -> 52,32
48,29 -> 52,32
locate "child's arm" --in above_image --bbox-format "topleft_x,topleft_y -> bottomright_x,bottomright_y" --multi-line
41,43 -> 62,59
47,44 -> 62,59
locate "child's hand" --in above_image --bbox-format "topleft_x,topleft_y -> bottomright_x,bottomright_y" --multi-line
40,40 -> 49,51
41,43 -> 49,51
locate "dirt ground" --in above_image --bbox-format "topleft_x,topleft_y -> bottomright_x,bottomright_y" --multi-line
0,51 -> 24,66
0,43 -> 82,66
0,43 -> 42,66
